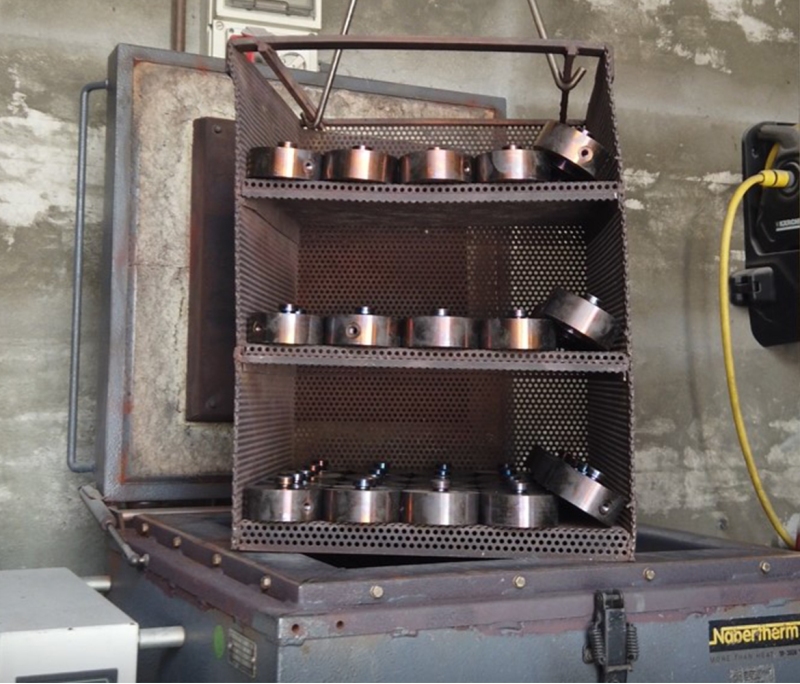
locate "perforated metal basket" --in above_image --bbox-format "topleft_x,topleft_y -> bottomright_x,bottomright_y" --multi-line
229,36 -> 634,560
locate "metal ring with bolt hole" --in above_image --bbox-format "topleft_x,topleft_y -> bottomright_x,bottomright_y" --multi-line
325,308 -> 400,347
529,446 -> 628,525
534,121 -> 612,180
244,479 -> 322,523
248,142 -> 321,181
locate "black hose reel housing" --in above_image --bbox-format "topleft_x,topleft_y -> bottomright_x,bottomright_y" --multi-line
732,122 -> 799,347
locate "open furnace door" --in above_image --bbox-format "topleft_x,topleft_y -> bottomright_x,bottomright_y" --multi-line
92,45 -> 504,502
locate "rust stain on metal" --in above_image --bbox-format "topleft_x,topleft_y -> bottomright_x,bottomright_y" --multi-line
476,616 -> 588,638
119,450 -> 129,482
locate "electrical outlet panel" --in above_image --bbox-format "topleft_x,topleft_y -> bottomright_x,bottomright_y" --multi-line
203,0 -> 320,70
214,0 -> 321,31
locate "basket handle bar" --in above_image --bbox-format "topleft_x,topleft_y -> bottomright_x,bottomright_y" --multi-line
239,34 -> 607,128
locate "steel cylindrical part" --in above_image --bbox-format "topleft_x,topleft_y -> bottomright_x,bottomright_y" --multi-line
480,486 -> 559,528
248,142 -> 321,180
399,147 -> 472,183
474,145 -> 551,182
401,488 -> 479,526
247,308 -> 323,345
82,575 -> 112,592
326,311 -> 400,347
244,485 -> 322,523
482,315 -> 556,350
138,626 -> 186,650
529,447 -> 627,525
322,146 -> 397,183
405,310 -> 477,348
324,486 -> 400,523
540,289 -> 619,350
534,121 -> 611,180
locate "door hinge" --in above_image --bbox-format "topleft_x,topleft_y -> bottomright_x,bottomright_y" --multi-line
583,590 -> 638,683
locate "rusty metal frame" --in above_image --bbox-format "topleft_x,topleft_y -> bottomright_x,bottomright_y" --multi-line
120,511 -> 800,636
234,34 -> 611,127
110,512 -> 800,681
96,44 -> 233,503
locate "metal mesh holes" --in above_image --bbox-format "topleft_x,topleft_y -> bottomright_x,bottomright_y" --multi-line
237,521 -> 632,560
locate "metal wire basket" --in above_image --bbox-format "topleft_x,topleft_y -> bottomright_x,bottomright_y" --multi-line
229,35 -> 634,560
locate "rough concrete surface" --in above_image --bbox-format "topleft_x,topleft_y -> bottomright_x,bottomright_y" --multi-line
128,63 -> 235,479
0,0 -> 798,575
0,0 -> 203,573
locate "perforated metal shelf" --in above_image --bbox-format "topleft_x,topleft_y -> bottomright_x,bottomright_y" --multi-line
242,179 -> 620,227
237,345 -> 630,373
235,520 -> 633,560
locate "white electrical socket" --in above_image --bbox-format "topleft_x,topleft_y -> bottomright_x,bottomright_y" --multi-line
203,0 -> 320,70
203,19 -> 319,71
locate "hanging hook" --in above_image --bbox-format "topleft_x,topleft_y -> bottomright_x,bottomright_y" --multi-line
526,0 -> 587,91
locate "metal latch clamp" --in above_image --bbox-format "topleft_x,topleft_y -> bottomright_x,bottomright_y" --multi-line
729,266 -> 777,305
583,590 -> 639,683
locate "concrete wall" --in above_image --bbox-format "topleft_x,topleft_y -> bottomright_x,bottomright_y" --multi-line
0,0 -> 797,574
0,0 -> 202,573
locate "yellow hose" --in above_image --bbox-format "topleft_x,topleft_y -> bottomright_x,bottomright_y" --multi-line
719,168 -> 796,549
765,125 -> 799,170
764,142 -> 781,171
